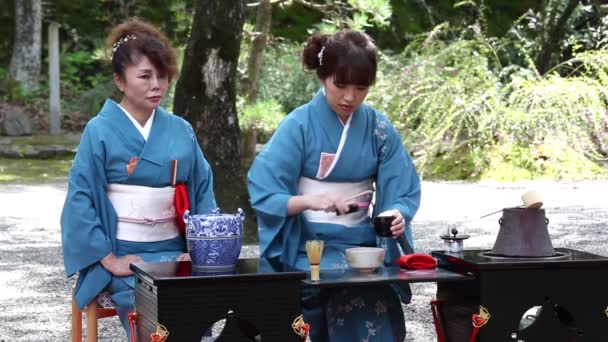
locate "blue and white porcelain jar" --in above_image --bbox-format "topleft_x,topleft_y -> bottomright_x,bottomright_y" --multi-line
183,208 -> 244,272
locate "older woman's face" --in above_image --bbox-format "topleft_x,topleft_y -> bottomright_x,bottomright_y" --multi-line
114,55 -> 169,113
322,76 -> 369,117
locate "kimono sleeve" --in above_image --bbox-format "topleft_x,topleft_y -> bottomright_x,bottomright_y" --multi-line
373,114 -> 421,242
61,122 -> 113,277
187,124 -> 217,214
247,117 -> 304,261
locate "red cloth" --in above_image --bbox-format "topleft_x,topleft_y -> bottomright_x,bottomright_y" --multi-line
175,261 -> 191,277
174,184 -> 189,236
397,253 -> 437,270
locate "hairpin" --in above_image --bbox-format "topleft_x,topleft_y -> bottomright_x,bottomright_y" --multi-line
317,46 -> 326,67
111,34 -> 137,59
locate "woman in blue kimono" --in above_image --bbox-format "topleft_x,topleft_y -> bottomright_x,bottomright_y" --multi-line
248,30 -> 421,341
61,19 -> 216,339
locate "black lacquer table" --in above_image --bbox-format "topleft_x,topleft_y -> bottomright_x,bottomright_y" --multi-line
131,258 -> 468,341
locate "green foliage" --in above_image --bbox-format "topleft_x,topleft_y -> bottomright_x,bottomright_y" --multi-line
366,33 -> 608,180
482,140 -> 606,181
421,143 -> 488,181
309,0 -> 393,32
60,49 -> 107,92
2,0 -> 606,181
502,71 -> 608,157
368,38 -> 503,171
0,67 -> 28,103
256,42 -> 319,113
346,0 -> 392,28
238,99 -> 285,143
271,0 -> 392,40
46,0 -> 193,47
0,0 -> 13,67
270,2 -> 324,41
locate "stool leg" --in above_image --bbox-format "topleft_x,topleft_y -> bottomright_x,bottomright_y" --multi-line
71,294 -> 82,342
86,301 -> 98,342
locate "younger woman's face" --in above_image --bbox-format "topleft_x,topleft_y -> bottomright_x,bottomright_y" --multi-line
114,55 -> 169,113
322,76 -> 369,117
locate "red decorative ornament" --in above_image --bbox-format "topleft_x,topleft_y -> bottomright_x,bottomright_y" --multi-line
174,184 -> 189,235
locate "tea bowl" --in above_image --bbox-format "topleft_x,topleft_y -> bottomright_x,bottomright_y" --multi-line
345,247 -> 385,273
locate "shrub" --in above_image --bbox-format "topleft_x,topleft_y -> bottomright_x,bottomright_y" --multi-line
368,38 -> 503,176
368,37 -> 607,180
256,41 -> 319,113
238,98 -> 285,143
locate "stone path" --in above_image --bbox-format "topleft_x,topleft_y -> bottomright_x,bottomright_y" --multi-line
0,180 -> 607,341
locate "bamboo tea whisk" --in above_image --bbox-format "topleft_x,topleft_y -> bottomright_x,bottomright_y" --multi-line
306,240 -> 324,281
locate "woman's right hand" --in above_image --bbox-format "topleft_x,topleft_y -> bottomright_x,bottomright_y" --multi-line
287,193 -> 351,216
100,253 -> 143,276
305,193 -> 351,214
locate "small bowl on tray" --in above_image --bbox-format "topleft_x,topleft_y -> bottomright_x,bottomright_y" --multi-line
345,247 -> 385,274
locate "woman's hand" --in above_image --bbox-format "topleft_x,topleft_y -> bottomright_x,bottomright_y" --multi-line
176,253 -> 191,262
100,253 -> 143,276
287,193 -> 351,215
379,209 -> 406,239
305,193 -> 351,215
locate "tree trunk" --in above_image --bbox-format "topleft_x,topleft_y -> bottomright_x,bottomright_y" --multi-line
173,0 -> 246,214
9,0 -> 42,92
244,0 -> 272,103
535,0 -> 579,74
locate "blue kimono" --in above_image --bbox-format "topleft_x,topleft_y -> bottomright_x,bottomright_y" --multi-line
248,90 -> 421,341
61,99 -> 216,336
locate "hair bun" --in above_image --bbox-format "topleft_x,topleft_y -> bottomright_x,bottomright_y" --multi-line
302,33 -> 330,71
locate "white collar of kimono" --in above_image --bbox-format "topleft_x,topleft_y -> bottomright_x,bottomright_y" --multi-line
115,102 -> 155,141
316,87 -> 353,179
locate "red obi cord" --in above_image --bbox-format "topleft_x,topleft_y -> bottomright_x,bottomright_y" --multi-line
174,184 -> 189,235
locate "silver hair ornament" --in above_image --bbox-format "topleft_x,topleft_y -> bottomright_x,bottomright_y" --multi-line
111,34 -> 137,59
317,46 -> 326,67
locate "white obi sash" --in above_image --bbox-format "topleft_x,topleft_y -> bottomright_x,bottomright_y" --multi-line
299,177 -> 373,227
106,184 -> 179,242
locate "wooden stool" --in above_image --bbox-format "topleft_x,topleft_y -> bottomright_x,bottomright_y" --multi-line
71,288 -> 118,342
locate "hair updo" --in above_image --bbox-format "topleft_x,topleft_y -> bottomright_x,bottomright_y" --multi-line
301,30 -> 377,86
104,18 -> 178,81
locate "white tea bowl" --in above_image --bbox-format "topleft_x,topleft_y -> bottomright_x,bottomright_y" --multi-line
345,247 -> 385,273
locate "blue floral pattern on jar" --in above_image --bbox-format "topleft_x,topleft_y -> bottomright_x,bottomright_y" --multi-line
183,208 -> 244,271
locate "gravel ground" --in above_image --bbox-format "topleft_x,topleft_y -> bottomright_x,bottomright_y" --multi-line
1,180 -> 607,341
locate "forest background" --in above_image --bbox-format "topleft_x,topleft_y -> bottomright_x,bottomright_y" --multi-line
2,0 -> 608,242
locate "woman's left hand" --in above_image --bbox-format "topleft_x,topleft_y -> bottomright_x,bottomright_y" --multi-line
379,209 -> 406,239
176,253 -> 191,262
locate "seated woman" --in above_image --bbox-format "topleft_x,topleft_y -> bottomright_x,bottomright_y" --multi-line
248,30 -> 421,341
61,19 -> 216,339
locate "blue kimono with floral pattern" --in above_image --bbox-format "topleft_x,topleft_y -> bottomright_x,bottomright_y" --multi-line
248,90 -> 421,341
61,99 -> 216,336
